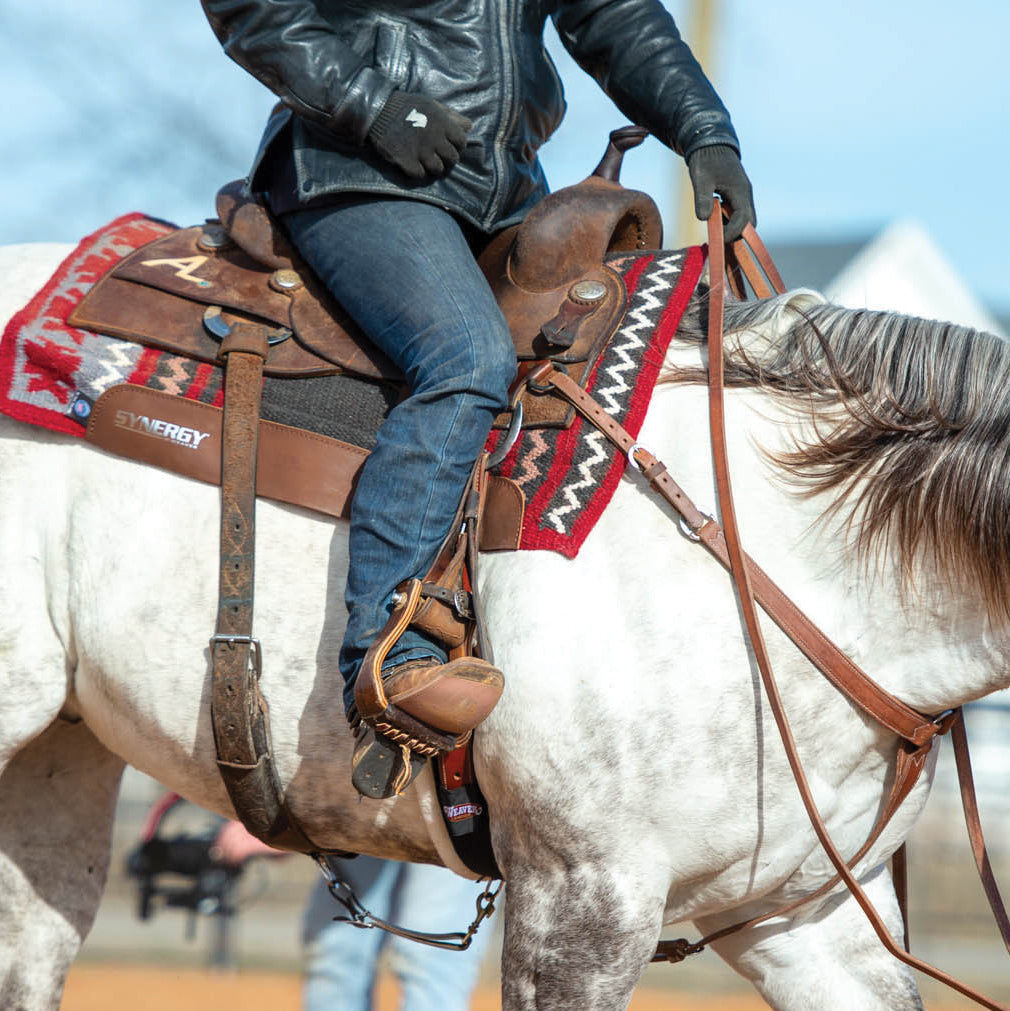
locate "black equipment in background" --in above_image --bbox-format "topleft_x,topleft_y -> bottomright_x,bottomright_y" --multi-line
125,793 -> 245,966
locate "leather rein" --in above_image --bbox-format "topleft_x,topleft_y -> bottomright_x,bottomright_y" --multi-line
525,206 -> 1010,1009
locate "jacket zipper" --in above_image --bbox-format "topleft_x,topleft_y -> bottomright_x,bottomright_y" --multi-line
489,0 -> 519,227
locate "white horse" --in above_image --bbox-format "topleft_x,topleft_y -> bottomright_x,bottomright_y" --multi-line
1,240 -> 1007,1011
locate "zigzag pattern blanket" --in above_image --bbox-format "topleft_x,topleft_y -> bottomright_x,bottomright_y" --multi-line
0,215 -> 704,557
491,246 -> 704,557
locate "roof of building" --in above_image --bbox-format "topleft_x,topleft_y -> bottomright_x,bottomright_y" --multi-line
767,222 -> 1006,339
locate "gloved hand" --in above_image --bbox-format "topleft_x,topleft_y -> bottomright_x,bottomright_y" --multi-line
687,144 -> 756,243
368,90 -> 472,180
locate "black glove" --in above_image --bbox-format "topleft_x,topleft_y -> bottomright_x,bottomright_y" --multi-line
368,90 -> 472,180
687,144 -> 756,243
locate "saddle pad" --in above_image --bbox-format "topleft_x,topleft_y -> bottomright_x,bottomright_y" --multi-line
0,215 -> 188,436
491,246 -> 705,557
2,214 -> 705,560
0,214 -> 395,449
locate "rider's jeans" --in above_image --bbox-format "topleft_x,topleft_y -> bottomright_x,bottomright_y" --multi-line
302,856 -> 494,1011
282,197 -> 515,710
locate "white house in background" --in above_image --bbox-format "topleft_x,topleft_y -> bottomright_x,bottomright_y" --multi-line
767,220 -> 1008,338
825,219 -> 1007,338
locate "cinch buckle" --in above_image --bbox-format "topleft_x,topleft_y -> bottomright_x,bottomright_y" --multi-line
210,633 -> 263,679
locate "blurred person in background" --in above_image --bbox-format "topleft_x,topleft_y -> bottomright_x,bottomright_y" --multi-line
302,856 -> 494,1011
211,822 -> 492,1009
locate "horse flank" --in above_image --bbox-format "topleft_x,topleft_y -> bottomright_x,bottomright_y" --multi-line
666,290 -> 1010,623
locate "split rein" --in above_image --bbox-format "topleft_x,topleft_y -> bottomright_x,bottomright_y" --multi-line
516,206 -> 1010,1010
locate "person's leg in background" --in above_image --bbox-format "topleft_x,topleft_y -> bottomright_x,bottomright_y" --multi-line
302,855 -> 401,1010
301,857 -> 496,1011
386,862 -> 496,1011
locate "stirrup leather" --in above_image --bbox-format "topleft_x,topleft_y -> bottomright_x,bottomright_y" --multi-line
352,456 -> 496,757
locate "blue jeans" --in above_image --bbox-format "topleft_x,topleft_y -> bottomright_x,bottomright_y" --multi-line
302,857 -> 495,1011
283,198 -> 515,709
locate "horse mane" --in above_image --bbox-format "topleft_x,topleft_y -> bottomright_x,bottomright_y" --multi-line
666,290 -> 1010,621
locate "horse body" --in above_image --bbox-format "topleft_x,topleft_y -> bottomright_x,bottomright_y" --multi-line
1,241 -> 1006,1010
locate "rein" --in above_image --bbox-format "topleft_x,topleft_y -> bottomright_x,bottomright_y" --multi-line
527,207 -> 1010,1010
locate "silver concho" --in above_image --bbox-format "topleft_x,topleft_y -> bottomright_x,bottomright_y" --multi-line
569,279 -> 607,303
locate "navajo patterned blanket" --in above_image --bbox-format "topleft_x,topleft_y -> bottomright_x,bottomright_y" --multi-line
0,214 -> 219,436
0,216 -> 704,557
490,246 -> 704,557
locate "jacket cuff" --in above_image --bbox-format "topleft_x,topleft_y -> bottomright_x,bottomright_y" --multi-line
328,65 -> 398,145
676,112 -> 739,161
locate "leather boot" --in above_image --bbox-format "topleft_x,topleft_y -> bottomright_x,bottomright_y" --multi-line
351,657 -> 503,800
381,656 -> 504,733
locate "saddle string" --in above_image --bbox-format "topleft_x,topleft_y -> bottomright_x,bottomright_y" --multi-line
529,208 -> 1010,1009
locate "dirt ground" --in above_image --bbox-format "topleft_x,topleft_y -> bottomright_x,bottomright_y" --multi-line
61,965 -> 770,1010
61,964 -> 983,1010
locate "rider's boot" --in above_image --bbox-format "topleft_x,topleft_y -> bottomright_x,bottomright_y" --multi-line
351,655 -> 504,798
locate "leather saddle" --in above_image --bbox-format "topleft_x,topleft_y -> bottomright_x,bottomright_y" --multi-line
69,126 -> 663,432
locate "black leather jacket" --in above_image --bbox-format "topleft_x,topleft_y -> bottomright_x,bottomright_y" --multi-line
201,0 -> 740,231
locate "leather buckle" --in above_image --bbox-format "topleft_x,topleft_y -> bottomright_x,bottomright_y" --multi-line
626,441 -> 649,471
211,633 -> 263,679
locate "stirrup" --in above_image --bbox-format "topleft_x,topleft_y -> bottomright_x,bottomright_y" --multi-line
350,723 -> 429,799
351,455 -> 499,761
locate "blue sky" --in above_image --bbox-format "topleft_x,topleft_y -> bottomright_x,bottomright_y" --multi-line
3,0 -> 1008,314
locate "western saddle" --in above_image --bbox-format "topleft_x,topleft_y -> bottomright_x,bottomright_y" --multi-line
67,126 -> 664,852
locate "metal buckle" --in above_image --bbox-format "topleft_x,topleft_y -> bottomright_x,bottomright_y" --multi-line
626,442 -> 648,471
651,937 -> 706,963
210,634 -> 263,679
678,511 -> 715,543
526,361 -> 565,394
487,399 -> 524,469
202,306 -> 291,345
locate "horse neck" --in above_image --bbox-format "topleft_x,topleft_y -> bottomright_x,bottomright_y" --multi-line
638,377 -> 1010,716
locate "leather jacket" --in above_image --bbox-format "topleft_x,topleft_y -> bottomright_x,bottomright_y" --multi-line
201,0 -> 740,232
